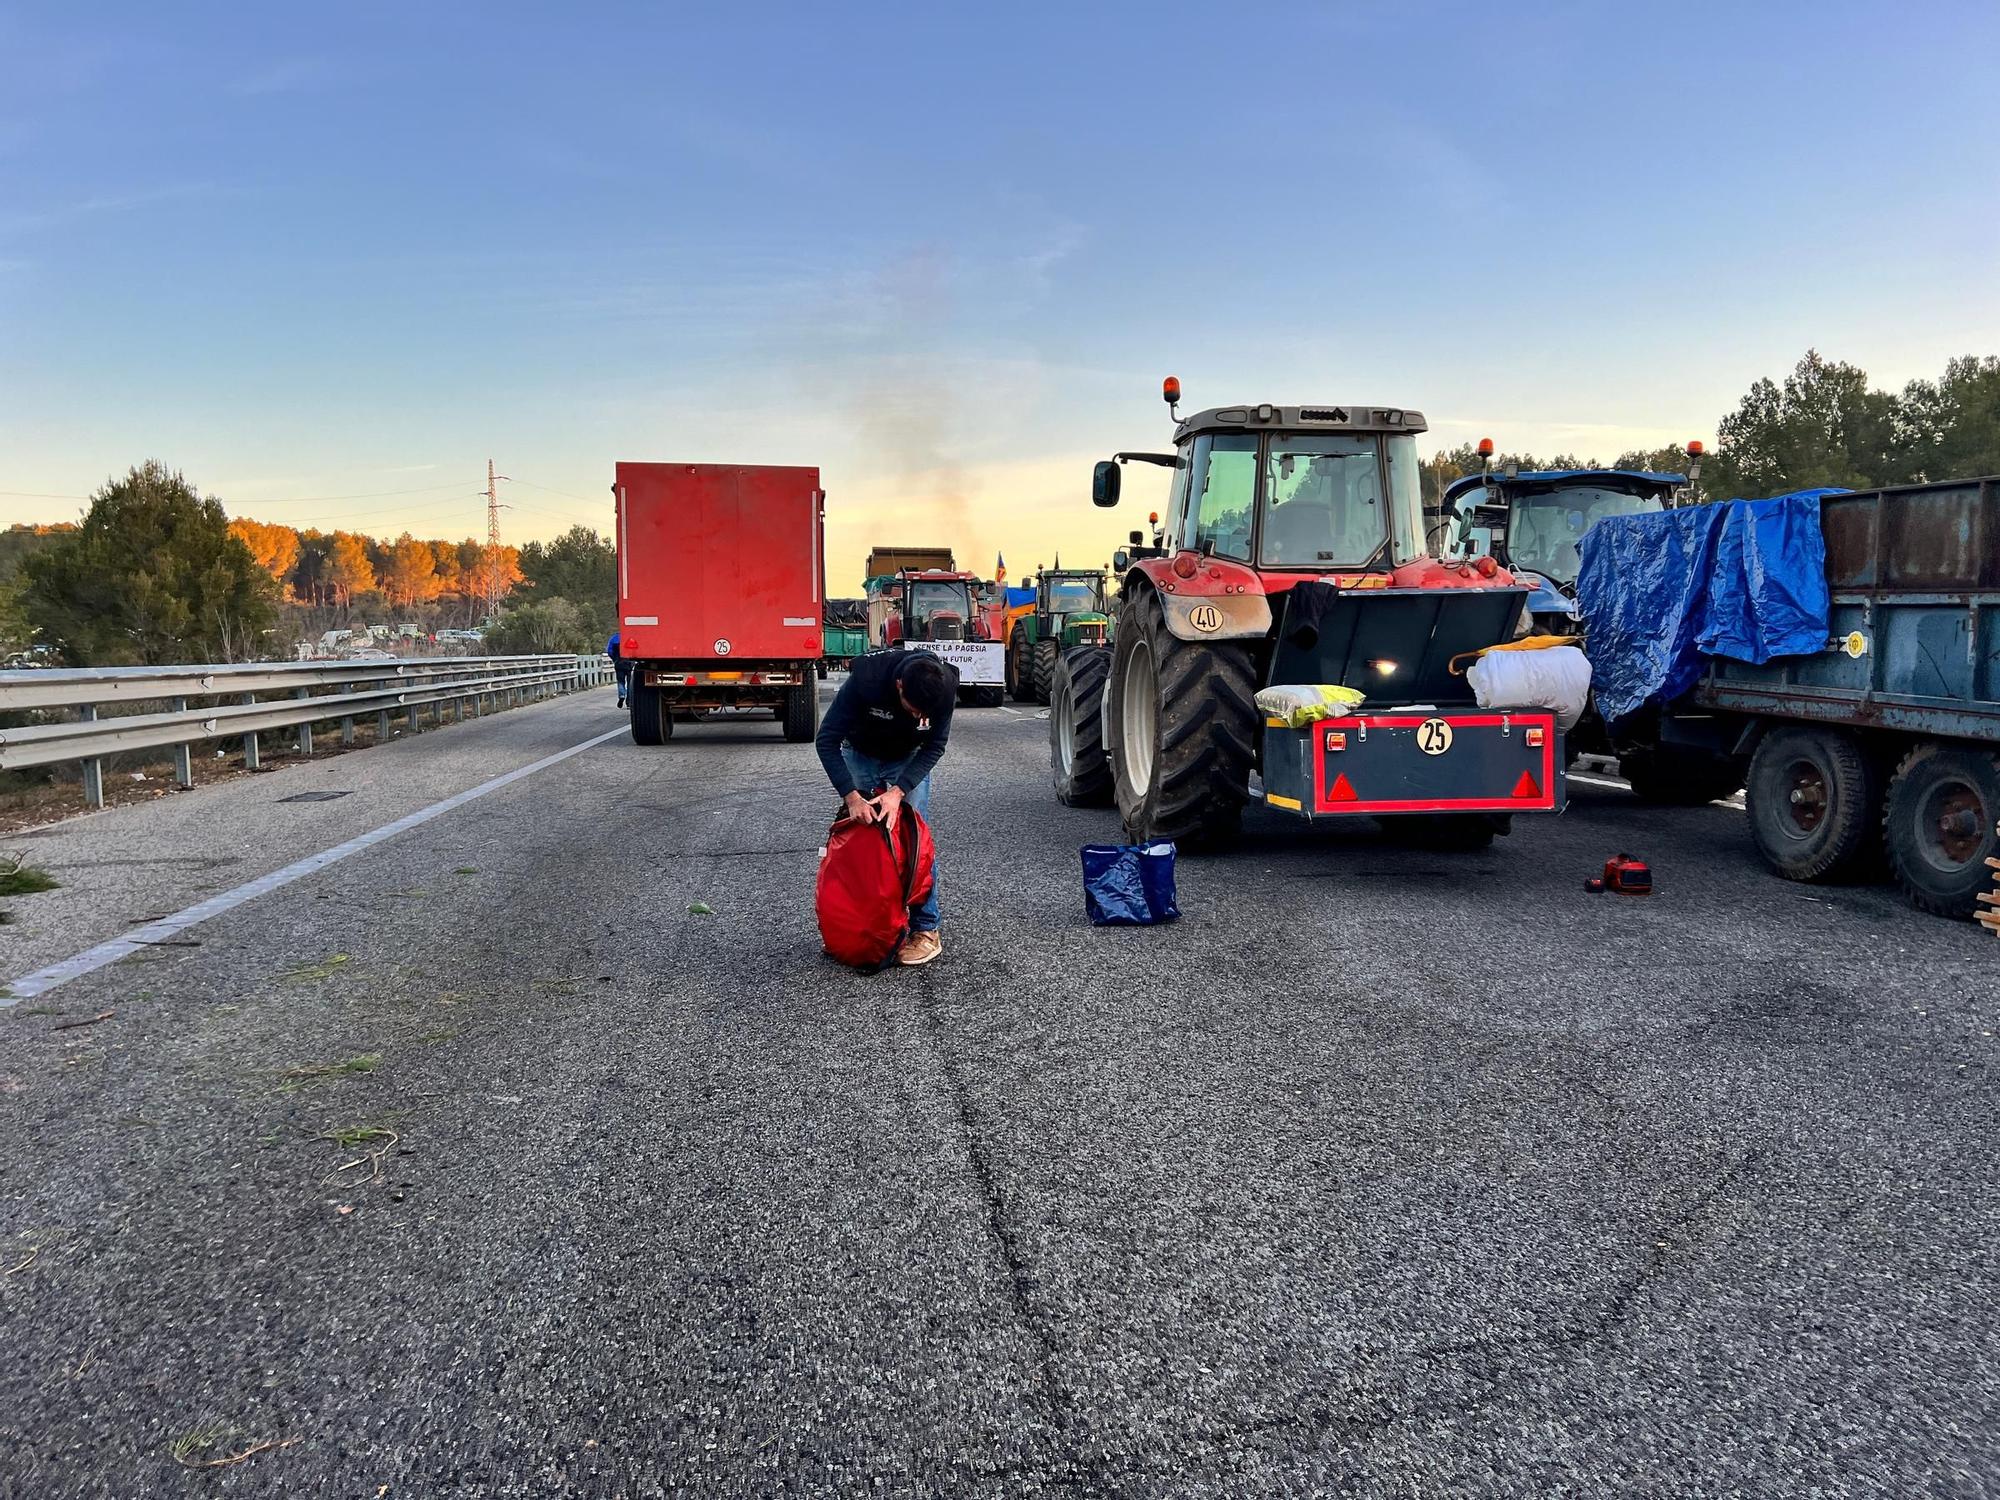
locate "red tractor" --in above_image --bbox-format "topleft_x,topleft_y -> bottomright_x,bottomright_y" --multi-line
1051,379 -> 1567,849
867,568 -> 1006,706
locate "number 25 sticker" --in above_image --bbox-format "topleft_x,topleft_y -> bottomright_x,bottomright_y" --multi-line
1417,718 -> 1454,755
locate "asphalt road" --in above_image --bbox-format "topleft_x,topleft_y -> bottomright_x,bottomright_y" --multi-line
3,683 -> 1996,1498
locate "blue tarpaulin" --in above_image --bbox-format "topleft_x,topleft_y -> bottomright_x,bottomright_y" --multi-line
1005,586 -> 1037,609
1577,491 -> 1841,724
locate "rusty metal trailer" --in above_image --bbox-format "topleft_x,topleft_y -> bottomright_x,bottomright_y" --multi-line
1653,476 -> 2000,916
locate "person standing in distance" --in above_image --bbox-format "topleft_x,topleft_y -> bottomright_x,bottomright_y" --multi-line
814,648 -> 959,966
607,630 -> 631,708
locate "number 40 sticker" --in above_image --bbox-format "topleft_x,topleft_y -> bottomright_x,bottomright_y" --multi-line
1417,718 -> 1454,755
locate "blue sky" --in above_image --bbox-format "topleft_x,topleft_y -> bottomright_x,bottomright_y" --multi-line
4,1 -> 1997,580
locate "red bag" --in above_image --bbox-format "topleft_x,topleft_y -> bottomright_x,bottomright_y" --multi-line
815,799 -> 935,970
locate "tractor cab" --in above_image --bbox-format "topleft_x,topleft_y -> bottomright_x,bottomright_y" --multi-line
869,569 -> 980,646
1443,465 -> 1689,629
1034,568 -> 1112,651
1007,565 -> 1113,704
1094,399 -> 1433,581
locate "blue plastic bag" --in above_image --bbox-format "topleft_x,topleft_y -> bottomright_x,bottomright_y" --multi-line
1080,843 -> 1180,925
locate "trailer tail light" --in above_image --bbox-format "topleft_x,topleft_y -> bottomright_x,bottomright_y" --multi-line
1172,551 -> 1198,578
1325,731 -> 1347,751
710,671 -> 742,681
1525,726 -> 1545,747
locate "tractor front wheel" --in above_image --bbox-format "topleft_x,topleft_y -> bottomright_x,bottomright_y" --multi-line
1051,645 -> 1113,806
1108,588 -> 1256,849
1032,639 -> 1059,704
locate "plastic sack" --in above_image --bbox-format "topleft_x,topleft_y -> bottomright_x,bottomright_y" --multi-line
1466,645 -> 1593,731
1080,843 -> 1180,926
1254,684 -> 1366,728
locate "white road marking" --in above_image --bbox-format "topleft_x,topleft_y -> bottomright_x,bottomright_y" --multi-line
999,706 -> 1022,716
2,725 -> 629,1006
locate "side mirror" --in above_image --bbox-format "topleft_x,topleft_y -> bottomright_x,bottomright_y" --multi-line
1092,460 -> 1121,508
1112,549 -> 1130,571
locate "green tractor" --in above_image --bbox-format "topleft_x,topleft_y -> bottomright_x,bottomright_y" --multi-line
1006,565 -> 1113,704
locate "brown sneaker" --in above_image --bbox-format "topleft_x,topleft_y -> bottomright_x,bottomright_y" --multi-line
897,930 -> 943,966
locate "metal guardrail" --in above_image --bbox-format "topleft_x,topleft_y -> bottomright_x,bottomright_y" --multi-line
0,654 -> 614,807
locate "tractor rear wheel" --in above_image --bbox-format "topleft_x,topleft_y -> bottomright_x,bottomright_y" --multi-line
1108,588 -> 1256,849
780,683 -> 818,742
630,681 -> 671,745
1051,646 -> 1113,806
1007,630 -> 1037,702
1032,639 -> 1059,704
1881,742 -> 2000,917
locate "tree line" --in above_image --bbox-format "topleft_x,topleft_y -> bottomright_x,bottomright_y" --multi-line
1418,349 -> 2000,504
2,462 -> 615,666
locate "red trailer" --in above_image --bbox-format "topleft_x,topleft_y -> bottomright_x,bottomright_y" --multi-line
615,461 -> 825,744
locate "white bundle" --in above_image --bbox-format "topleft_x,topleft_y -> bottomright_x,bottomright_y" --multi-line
1465,645 -> 1593,732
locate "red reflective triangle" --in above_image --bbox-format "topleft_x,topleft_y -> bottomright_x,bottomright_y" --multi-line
1328,772 -> 1358,802
1512,770 -> 1541,799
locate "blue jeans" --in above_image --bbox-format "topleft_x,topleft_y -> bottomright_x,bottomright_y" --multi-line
841,748 -> 939,933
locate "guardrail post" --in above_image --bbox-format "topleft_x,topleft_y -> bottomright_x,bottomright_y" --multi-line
78,704 -> 105,808
341,713 -> 355,746
295,687 -> 313,755
170,697 -> 194,788
378,708 -> 392,741
242,695 -> 261,770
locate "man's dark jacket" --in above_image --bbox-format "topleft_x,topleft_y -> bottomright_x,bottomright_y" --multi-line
815,648 -> 958,798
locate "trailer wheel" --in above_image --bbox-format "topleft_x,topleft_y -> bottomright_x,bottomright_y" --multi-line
1051,645 -> 1114,807
1621,746 -> 1744,805
629,681 -> 670,746
1007,629 -> 1036,702
1745,726 -> 1880,881
1881,743 -> 2000,918
780,683 -> 819,743
1032,639 -> 1059,705
1108,588 -> 1255,849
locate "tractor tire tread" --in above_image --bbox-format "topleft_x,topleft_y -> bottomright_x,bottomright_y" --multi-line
1051,645 -> 1115,806
1112,589 -> 1255,850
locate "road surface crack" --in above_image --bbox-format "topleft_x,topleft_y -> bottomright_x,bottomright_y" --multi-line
911,975 -> 1121,1498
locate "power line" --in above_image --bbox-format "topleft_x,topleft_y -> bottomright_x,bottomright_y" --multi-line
508,477 -> 607,507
